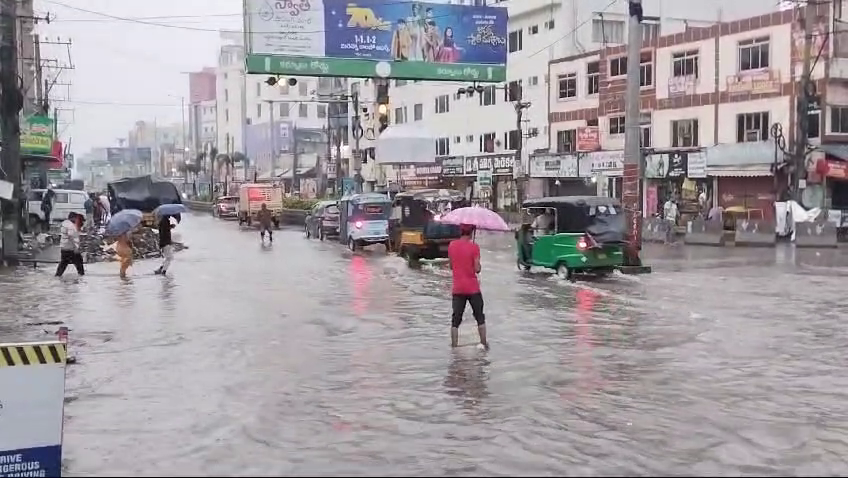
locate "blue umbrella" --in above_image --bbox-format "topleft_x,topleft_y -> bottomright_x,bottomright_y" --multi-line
105,209 -> 143,237
153,203 -> 187,218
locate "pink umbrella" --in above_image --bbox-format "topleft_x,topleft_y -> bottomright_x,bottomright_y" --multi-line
440,206 -> 510,232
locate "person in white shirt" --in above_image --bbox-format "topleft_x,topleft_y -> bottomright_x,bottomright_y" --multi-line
531,209 -> 554,235
663,198 -> 679,244
55,213 -> 85,277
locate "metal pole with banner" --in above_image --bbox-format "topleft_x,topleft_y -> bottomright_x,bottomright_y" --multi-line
0,340 -> 67,477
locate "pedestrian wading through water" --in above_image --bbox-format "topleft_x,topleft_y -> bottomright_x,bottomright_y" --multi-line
55,212 -> 85,277
447,223 -> 488,349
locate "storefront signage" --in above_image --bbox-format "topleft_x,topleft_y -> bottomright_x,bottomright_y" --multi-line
824,160 -> 848,179
529,154 -> 578,178
726,70 -> 781,95
666,152 -> 687,177
440,155 -> 465,176
464,153 -> 514,176
687,151 -> 707,178
576,127 -> 600,152
413,164 -> 441,177
580,150 -> 624,176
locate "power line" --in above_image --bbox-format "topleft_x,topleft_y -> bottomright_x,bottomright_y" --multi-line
41,0 -> 458,34
53,99 -> 183,107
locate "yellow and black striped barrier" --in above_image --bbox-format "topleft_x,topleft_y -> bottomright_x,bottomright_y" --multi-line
0,342 -> 67,367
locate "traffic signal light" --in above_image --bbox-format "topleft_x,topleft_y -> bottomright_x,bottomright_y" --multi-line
376,81 -> 389,133
377,104 -> 389,133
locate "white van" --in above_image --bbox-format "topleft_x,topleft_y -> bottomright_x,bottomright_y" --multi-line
27,189 -> 89,232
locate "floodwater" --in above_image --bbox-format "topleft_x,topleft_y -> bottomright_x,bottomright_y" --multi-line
2,214 -> 847,476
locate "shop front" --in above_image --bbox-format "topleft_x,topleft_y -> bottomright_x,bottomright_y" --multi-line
706,142 -> 776,221
461,153 -> 516,210
644,149 -> 709,218
398,163 -> 444,190
578,150 -> 624,198
529,152 -> 595,197
438,155 -> 471,196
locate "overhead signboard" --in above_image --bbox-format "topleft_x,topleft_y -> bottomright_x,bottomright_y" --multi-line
244,0 -> 508,82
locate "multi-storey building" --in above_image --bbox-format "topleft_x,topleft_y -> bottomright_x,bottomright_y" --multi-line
211,33 -> 345,183
544,2 -> 848,221
349,0 -> 777,208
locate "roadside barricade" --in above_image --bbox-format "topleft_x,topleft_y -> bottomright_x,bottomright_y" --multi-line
684,219 -> 725,246
183,200 -> 213,212
734,219 -> 776,246
642,217 -> 667,243
280,208 -> 308,226
794,221 -> 838,248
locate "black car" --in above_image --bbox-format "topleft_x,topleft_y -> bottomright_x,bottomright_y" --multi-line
304,200 -> 340,240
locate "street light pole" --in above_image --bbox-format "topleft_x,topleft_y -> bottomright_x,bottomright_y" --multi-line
266,100 -> 276,178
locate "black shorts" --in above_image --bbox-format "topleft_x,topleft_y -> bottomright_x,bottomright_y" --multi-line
451,293 -> 485,328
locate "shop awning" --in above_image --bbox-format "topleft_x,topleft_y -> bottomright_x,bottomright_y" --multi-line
818,143 -> 848,161
705,141 -> 776,170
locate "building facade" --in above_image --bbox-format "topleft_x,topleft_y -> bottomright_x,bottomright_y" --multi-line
348,0 -> 777,208
547,2 -> 848,222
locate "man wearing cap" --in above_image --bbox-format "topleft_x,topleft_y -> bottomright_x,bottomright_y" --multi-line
447,223 -> 488,349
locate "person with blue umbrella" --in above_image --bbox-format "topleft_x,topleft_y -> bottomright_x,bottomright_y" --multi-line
106,209 -> 143,278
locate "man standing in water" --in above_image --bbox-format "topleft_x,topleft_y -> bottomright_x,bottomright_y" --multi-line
447,223 -> 487,349
257,203 -> 273,243
55,213 -> 84,277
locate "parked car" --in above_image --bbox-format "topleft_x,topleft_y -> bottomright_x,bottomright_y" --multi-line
304,200 -> 340,241
27,188 -> 88,233
213,196 -> 238,218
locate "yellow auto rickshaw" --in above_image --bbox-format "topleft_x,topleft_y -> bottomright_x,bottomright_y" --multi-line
389,189 -> 468,266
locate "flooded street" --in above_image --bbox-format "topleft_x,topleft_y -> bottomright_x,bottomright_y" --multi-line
2,213 -> 848,476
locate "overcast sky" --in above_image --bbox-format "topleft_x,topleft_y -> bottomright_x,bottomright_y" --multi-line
39,0 -> 243,154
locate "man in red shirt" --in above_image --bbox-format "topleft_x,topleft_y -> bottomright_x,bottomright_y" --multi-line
447,223 -> 487,349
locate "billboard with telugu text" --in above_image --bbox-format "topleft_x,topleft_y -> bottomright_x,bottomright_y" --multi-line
244,0 -> 507,82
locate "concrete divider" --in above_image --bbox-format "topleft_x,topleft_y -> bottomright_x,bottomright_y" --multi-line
642,217 -> 667,243
734,219 -> 776,247
280,208 -> 308,226
795,221 -> 838,248
184,200 -> 213,212
684,219 -> 726,246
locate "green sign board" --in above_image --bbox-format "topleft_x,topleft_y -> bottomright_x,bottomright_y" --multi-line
243,0 -> 508,82
246,54 -> 505,82
21,115 -> 54,155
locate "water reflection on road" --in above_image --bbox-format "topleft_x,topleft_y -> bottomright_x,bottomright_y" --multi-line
1,215 -> 847,475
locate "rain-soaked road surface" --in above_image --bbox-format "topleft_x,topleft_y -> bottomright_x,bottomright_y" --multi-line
2,213 -> 848,476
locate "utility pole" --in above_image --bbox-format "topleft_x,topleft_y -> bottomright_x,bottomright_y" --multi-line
513,85 -> 530,206
352,90 -> 362,174
622,0 -> 644,266
793,2 -> 814,202
266,100 -> 276,177
325,105 -> 333,196
33,34 -> 43,113
292,124 -> 299,193
0,0 -> 22,261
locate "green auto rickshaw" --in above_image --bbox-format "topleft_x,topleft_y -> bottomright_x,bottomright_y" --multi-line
515,196 -> 626,279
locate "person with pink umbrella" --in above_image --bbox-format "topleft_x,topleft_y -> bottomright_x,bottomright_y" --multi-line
447,223 -> 488,350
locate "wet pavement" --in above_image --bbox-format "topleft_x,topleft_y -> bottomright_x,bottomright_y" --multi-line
2,213 -> 848,476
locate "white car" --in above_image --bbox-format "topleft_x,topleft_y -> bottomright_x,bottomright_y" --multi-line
27,189 -> 89,232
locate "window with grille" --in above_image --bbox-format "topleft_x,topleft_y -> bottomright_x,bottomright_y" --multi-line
672,50 -> 699,77
557,73 -> 577,99
671,119 -> 699,147
738,37 -> 770,71
736,112 -> 769,141
587,61 -> 600,95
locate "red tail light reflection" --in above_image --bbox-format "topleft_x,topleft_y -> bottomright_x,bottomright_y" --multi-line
351,255 -> 371,315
